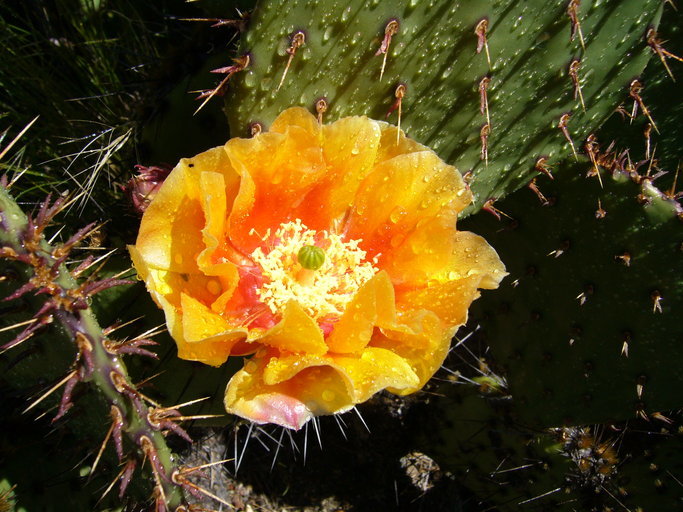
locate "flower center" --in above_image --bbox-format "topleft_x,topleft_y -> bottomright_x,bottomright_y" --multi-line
249,219 -> 378,321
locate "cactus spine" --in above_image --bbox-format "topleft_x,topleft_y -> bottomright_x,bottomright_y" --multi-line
0,186 -> 187,510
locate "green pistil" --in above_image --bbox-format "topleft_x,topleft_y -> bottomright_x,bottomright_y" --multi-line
297,245 -> 325,270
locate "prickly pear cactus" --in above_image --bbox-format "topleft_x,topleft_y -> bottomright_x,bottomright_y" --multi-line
0,186 -> 190,510
225,0 -> 662,211
463,157 -> 683,426
420,382 -> 683,512
2,0 -> 683,510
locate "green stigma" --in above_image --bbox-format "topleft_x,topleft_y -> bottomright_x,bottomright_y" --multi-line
297,245 -> 325,270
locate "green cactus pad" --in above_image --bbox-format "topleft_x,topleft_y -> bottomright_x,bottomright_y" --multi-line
464,160 -> 683,427
225,0 -> 661,212
417,386 -> 574,511
420,385 -> 683,511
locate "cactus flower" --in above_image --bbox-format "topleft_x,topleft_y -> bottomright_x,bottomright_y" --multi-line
129,107 -> 506,430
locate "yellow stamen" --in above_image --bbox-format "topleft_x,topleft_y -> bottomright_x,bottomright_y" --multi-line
250,219 -> 377,320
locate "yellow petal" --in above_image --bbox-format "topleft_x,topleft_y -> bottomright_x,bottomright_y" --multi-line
326,271 -> 394,354
269,106 -> 321,136
129,245 -> 217,309
258,300 -> 327,355
397,275 -> 481,328
225,346 -> 421,427
375,121 -> 428,164
444,230 -> 507,290
134,146 -> 236,272
197,171 -> 227,271
225,354 -> 353,429
179,293 -> 245,366
332,347 -> 420,401
311,116 -> 381,230
371,310 -> 453,393
196,171 -> 240,306
146,293 -> 236,367
385,212 -> 507,289
263,347 -> 419,403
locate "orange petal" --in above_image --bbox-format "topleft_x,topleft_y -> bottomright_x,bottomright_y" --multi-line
258,300 -> 327,355
385,213 -> 507,289
226,108 -> 383,251
134,146 -> 236,273
347,151 -> 471,260
299,116 -> 381,231
226,112 -> 326,253
326,271 -> 395,354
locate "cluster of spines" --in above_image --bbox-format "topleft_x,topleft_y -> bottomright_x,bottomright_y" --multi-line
0,184 -> 234,511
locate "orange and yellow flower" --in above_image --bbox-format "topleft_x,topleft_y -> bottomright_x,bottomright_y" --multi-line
129,107 -> 506,430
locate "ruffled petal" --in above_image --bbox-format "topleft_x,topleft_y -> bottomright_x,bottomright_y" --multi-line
263,347 -> 419,402
129,245 -> 218,310
374,121 -> 429,165
346,150 -> 472,261
130,245 -> 245,366
224,358 -> 352,430
224,346 -> 420,430
269,106 -> 321,136
226,110 -> 326,253
326,271 -> 394,354
397,275 -> 481,328
371,309 -> 453,393
147,292 -> 237,367
178,293 -> 246,366
302,116 -> 381,231
226,108 -> 383,252
134,146 -> 237,272
384,211 -> 507,289
258,300 -> 327,355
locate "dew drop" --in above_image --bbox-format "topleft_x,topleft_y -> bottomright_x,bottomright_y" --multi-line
243,72 -> 256,88
389,207 -> 407,224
